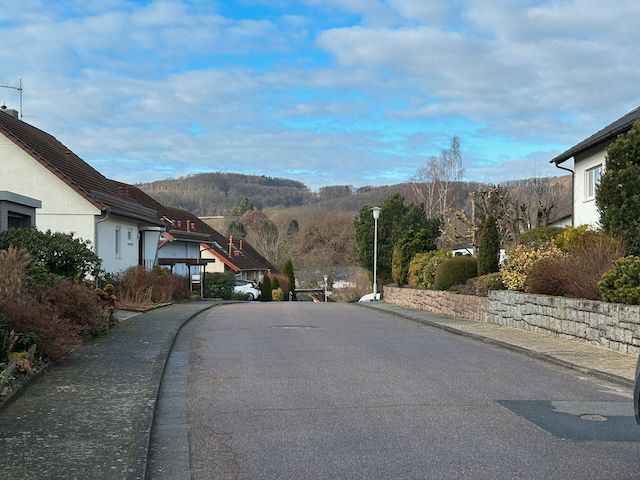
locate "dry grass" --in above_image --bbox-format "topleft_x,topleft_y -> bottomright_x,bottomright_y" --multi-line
113,266 -> 189,308
0,247 -> 30,300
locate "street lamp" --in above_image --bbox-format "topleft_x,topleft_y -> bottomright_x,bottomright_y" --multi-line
371,207 -> 381,300
323,274 -> 328,302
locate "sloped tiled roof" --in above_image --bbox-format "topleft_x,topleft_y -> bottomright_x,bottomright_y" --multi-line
0,110 -> 162,225
117,183 -> 275,272
552,106 -> 640,165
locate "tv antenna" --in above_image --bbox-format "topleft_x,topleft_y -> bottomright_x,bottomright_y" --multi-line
0,78 -> 23,118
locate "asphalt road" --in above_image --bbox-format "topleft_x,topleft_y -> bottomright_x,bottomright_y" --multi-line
153,303 -> 640,480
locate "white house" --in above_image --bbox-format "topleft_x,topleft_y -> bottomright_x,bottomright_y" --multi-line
552,106 -> 640,227
0,107 -> 163,274
115,183 -> 276,281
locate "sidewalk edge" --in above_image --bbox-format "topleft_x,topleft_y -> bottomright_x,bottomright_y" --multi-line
126,302 -> 220,480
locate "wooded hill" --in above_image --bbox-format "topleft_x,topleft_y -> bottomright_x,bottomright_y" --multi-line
138,171 -> 571,219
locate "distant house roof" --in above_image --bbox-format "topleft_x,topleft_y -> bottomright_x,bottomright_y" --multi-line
0,110 -> 162,226
552,106 -> 640,165
116,183 -> 276,273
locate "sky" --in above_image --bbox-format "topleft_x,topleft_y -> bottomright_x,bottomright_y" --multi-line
0,0 -> 639,190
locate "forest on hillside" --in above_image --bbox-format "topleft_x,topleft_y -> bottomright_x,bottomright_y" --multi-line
138,171 -> 572,288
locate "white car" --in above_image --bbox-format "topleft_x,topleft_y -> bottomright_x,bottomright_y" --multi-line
358,292 -> 381,302
234,279 -> 261,300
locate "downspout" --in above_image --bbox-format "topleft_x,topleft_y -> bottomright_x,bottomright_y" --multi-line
94,207 -> 111,283
553,162 -> 574,227
94,207 -> 111,256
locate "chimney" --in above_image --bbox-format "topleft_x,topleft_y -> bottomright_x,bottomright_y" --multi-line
228,236 -> 233,256
186,221 -> 191,232
0,105 -> 19,119
177,220 -> 182,229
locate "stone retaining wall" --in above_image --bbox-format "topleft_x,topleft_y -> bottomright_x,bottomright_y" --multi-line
383,286 -> 489,322
383,286 -> 640,355
487,290 -> 640,355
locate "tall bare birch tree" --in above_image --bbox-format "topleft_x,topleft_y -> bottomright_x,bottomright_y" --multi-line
411,136 -> 465,219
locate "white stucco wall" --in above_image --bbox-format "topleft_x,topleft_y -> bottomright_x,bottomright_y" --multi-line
97,216 -> 141,274
141,228 -> 162,270
0,132 -> 99,243
158,240 -> 201,277
201,248 -> 226,274
573,143 -> 608,228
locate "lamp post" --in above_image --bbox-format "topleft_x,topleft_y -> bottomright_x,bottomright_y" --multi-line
371,206 -> 381,300
323,274 -> 328,302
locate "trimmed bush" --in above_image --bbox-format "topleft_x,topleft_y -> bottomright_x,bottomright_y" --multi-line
477,217 -> 500,275
475,273 -> 505,297
260,276 -> 272,302
0,228 -> 101,280
434,256 -> 479,291
599,256 -> 640,304
407,252 -> 431,288
422,251 -> 453,289
204,272 -> 235,299
501,243 -> 563,292
554,226 -> 621,254
518,227 -> 563,248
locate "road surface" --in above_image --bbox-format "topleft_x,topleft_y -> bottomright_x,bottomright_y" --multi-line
149,303 -> 640,479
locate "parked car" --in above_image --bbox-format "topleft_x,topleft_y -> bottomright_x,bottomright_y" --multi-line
234,279 -> 261,301
358,292 -> 381,302
635,355 -> 640,424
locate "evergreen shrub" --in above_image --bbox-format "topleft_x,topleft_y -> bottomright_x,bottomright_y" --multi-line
599,256 -> 640,304
434,256 -> 478,291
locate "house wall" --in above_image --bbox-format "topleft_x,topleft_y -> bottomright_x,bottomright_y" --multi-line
573,143 -> 608,228
201,248 -> 226,274
0,132 -> 99,243
158,240 -> 201,277
141,228 -> 162,270
96,216 -> 140,274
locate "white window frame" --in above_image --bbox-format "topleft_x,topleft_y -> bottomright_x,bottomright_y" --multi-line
127,228 -> 134,245
115,226 -> 121,259
585,164 -> 602,201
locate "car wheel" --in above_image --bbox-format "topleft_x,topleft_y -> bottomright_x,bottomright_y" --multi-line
248,293 -> 255,301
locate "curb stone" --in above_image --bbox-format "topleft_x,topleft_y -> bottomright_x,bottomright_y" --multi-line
358,302 -> 635,389
126,301 -> 221,480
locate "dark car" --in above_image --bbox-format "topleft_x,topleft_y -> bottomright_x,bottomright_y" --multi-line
635,355 -> 640,424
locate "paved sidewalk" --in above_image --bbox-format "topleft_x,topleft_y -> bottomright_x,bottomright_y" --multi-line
0,301 -> 217,480
361,302 -> 637,387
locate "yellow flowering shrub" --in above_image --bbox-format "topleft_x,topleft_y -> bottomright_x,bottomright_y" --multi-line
272,287 -> 283,301
500,243 -> 563,291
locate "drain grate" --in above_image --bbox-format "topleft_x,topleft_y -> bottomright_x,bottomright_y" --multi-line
579,413 -> 608,422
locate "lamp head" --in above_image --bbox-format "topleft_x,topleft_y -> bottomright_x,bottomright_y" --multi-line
371,206 -> 381,220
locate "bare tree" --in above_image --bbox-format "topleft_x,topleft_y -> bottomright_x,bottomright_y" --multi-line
411,136 -> 465,219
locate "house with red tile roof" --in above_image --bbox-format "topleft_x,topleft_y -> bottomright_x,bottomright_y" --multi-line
0,107 -> 275,279
116,182 -> 276,280
0,108 -> 166,273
